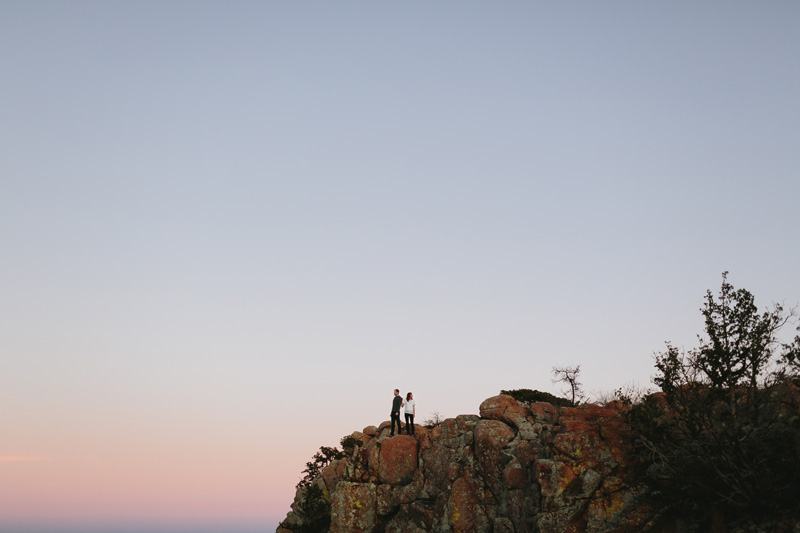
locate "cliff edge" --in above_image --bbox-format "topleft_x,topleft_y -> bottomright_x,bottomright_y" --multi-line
278,394 -> 660,532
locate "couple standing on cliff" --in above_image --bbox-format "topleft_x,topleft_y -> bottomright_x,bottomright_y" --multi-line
390,389 -> 416,436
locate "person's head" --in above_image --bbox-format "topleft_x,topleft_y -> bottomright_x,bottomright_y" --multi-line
406,392 -> 413,401
394,389 -> 399,396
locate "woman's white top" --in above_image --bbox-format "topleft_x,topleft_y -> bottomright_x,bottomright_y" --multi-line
404,399 -> 415,414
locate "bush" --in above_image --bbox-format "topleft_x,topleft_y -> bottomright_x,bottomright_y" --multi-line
296,435 -> 360,489
285,435 -> 360,532
500,388 -> 572,407
596,382 -> 650,407
278,484 -> 331,533
339,435 -> 360,455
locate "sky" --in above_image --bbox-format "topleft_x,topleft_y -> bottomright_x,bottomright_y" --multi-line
1,2 -> 799,532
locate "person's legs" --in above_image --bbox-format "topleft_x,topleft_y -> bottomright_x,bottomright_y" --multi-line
405,413 -> 414,435
391,412 -> 399,435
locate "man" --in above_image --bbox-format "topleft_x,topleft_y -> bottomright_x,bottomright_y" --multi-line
390,389 -> 404,436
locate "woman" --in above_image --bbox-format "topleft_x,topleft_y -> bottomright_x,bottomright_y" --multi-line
404,392 -> 416,435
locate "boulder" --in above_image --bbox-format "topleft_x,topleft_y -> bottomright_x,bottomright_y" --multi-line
448,475 -> 488,532
330,482 -> 377,533
479,394 -> 529,429
378,435 -> 418,485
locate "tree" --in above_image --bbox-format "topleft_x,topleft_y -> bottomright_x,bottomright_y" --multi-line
282,435 -> 363,532
778,323 -> 800,374
552,365 -> 584,406
296,445 -> 344,489
630,273 -> 800,527
278,484 -> 332,533
695,272 -> 790,393
296,435 -> 359,489
422,411 -> 445,428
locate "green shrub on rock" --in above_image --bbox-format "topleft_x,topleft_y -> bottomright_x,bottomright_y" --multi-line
500,388 -> 572,407
278,484 -> 331,533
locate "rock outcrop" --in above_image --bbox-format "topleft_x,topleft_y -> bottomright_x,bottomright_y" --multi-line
278,394 -> 664,532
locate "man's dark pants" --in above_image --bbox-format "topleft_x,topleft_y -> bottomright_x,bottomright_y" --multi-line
390,411 -> 401,435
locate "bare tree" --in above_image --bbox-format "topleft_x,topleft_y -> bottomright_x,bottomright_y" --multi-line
422,411 -> 445,428
552,365 -> 584,406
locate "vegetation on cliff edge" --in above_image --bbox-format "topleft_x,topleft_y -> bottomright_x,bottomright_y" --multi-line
279,272 -> 800,531
627,272 -> 800,529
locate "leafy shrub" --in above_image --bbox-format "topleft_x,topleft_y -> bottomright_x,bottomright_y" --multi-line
295,434 -> 361,491
285,435 -> 360,532
339,435 -> 360,455
296,445 -> 344,489
278,484 -> 331,533
500,388 -> 572,407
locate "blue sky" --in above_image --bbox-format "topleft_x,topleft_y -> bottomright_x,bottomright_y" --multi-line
2,2 -> 799,531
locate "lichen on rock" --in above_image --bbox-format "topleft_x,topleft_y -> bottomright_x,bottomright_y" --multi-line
278,395 -> 661,532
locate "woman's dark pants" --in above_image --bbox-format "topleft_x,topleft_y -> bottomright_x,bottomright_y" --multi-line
404,413 -> 415,435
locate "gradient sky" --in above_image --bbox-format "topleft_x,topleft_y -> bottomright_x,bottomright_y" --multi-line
2,2 -> 799,532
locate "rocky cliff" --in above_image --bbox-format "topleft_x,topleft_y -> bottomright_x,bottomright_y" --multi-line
278,394 -> 664,532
